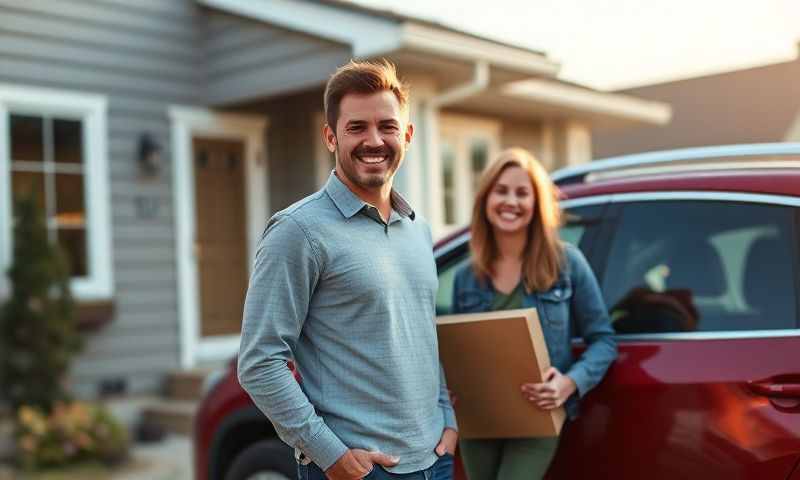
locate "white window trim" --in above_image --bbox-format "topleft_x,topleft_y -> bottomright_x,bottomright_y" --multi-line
0,84 -> 113,301
168,106 -> 269,368
439,113 -> 501,231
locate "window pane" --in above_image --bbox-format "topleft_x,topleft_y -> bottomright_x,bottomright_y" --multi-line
53,119 -> 83,165
560,205 -> 604,248
441,143 -> 456,224
603,201 -> 797,334
10,114 -> 44,163
55,174 -> 85,228
11,171 -> 46,211
470,140 -> 489,194
57,228 -> 88,277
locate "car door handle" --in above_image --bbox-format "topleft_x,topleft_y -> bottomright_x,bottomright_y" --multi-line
748,381 -> 800,399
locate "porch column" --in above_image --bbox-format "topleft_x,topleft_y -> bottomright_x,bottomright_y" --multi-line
396,95 -> 424,210
561,121 -> 592,167
538,122 -> 556,170
421,101 -> 445,236
400,76 -> 441,231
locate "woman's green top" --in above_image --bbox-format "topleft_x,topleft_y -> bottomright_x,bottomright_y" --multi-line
490,283 -> 525,311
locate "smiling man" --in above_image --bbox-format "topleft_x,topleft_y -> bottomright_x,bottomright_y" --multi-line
238,60 -> 458,480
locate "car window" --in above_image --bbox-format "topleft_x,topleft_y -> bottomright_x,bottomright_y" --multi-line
435,205 -> 602,315
603,200 -> 797,334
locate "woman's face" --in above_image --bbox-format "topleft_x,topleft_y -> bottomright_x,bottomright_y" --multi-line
485,165 -> 535,236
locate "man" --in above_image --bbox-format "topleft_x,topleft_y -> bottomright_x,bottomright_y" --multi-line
238,60 -> 458,480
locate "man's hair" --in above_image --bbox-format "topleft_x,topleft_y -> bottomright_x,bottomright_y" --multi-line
324,59 -> 409,131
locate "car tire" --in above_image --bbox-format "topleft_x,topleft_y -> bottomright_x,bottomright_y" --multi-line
224,439 -> 296,480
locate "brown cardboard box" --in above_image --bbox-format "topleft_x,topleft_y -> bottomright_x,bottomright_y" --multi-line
437,308 -> 566,439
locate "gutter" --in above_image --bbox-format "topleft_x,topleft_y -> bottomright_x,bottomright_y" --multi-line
502,79 -> 672,126
400,23 -> 559,78
430,60 -> 490,107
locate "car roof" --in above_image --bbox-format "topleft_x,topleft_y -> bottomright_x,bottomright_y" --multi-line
435,145 -> 800,250
560,169 -> 800,200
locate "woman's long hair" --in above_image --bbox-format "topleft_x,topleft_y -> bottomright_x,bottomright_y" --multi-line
469,147 -> 564,292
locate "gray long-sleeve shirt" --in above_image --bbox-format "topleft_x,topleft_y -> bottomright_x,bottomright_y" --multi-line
238,173 -> 457,474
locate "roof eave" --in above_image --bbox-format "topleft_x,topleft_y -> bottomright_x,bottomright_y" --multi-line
197,0 -> 403,57
197,0 -> 559,78
503,79 -> 673,126
397,23 -> 559,78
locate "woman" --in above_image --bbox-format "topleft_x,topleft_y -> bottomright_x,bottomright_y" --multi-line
451,148 -> 617,480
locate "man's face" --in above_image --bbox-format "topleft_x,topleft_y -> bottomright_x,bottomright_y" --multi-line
324,91 -> 414,191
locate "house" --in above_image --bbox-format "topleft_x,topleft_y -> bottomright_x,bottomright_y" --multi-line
594,44 -> 800,158
0,0 -> 670,397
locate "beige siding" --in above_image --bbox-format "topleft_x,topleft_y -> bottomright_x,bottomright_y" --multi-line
500,119 -> 546,167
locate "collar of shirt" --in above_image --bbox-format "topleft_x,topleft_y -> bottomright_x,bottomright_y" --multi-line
324,171 -> 416,223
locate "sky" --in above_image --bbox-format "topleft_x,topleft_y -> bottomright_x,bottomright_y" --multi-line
351,0 -> 800,91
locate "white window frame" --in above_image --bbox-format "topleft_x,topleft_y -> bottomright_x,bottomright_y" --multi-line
439,113 -> 501,231
0,84 -> 113,300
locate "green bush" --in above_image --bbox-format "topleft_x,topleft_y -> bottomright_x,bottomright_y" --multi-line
0,196 -> 81,412
16,402 -> 129,470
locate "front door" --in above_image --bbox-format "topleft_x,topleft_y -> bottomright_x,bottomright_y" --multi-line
192,138 -> 249,339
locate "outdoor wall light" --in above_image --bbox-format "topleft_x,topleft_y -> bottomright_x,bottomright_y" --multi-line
137,132 -> 162,179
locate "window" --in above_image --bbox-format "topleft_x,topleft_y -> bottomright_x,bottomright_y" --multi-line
559,204 -> 605,250
469,139 -> 489,194
602,200 -> 797,334
439,114 -> 500,230
441,142 -> 457,225
1,85 -> 112,300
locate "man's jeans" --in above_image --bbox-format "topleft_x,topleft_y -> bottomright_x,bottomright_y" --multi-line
297,454 -> 454,480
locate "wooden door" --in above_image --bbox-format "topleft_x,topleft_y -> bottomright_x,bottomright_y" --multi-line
193,138 -> 248,337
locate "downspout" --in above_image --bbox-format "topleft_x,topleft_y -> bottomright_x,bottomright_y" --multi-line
422,60 -> 490,234
430,60 -> 490,108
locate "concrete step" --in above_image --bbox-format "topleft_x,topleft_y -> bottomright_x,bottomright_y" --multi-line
141,400 -> 198,436
165,368 -> 213,401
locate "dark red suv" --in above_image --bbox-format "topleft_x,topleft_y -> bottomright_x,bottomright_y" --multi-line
195,143 -> 800,480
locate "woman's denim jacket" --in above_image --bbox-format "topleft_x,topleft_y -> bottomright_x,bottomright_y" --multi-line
451,243 -> 617,419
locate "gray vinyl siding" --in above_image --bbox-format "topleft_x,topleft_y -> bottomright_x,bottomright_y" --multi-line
202,10 -> 351,106
0,0 -> 203,396
0,0 -> 358,397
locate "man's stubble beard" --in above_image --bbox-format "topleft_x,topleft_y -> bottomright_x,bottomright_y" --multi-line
335,145 -> 402,190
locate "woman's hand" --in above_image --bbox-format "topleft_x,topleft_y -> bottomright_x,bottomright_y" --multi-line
521,367 -> 577,410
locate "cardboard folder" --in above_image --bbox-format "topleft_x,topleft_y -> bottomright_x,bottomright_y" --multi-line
436,308 -> 566,439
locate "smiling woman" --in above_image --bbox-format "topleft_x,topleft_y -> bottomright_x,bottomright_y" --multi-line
451,147 -> 617,480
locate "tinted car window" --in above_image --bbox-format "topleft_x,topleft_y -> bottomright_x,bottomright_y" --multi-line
602,201 -> 797,334
435,206 -> 602,315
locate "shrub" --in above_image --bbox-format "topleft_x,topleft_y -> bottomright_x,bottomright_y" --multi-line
16,402 -> 129,470
0,196 -> 81,412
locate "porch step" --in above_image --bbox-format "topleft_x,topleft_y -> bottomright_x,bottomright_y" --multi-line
141,400 -> 198,436
166,368 -> 213,401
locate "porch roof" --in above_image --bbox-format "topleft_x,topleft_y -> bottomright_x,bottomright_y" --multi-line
198,0 -> 671,128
